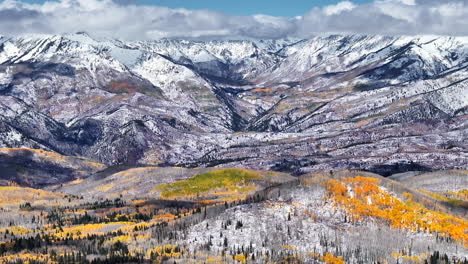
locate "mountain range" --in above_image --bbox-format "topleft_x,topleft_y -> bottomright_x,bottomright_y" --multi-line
0,32 -> 467,186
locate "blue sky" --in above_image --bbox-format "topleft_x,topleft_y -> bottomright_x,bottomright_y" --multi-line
19,0 -> 373,16
2,0 -> 467,38
136,0 -> 372,16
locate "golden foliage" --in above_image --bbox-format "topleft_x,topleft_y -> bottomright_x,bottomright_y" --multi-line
0,148 -> 105,170
454,189 -> 468,200
0,226 -> 32,236
325,176 -> 468,247
54,222 -> 133,239
118,222 -> 150,233
391,252 -> 427,263
321,252 -> 345,264
0,253 -> 54,264
418,189 -> 467,207
206,256 -> 223,263
147,245 -> 181,258
282,245 -> 297,250
0,186 -> 65,206
233,254 -> 247,263
152,213 -> 177,221
354,119 -> 371,128
95,183 -> 115,192
251,87 -> 272,93
108,235 -> 132,244
156,169 -> 261,200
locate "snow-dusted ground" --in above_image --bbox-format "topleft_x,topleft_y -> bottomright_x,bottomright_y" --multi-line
183,183 -> 468,263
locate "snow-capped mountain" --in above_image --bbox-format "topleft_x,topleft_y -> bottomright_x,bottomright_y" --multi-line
0,33 -> 467,181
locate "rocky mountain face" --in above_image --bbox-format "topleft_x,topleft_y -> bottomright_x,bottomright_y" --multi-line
0,33 -> 467,180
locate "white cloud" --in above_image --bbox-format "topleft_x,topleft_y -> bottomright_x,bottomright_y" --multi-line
0,0 -> 468,39
298,0 -> 468,37
324,1 -> 356,16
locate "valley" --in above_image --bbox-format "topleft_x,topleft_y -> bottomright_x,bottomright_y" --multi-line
0,168 -> 466,263
0,33 -> 467,263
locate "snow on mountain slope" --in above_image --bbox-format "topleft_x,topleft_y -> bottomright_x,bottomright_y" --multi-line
129,38 -> 292,81
255,35 -> 468,89
0,33 -> 466,176
133,54 -> 214,102
0,33 -> 135,73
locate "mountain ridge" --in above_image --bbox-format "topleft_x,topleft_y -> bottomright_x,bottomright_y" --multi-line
0,33 -> 466,181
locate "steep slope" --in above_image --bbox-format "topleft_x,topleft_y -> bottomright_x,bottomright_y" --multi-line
181,172 -> 467,263
0,148 -> 105,187
0,33 -> 466,179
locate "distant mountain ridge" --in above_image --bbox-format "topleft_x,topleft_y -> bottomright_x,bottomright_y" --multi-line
0,33 -> 467,183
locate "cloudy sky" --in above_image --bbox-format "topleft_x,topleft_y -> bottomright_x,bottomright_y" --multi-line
1,0 -> 468,39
